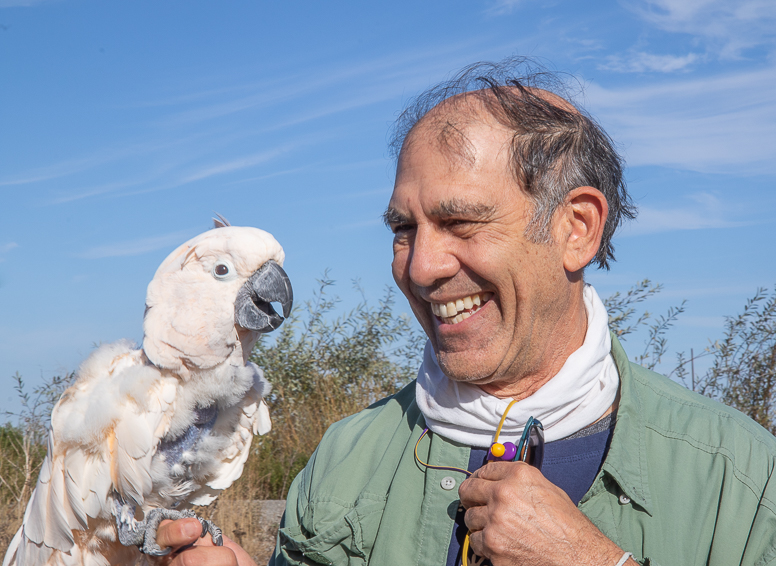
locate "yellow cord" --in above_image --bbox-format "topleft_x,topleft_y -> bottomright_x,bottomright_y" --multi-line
414,429 -> 472,476
462,398 -> 519,566
493,398 -> 518,444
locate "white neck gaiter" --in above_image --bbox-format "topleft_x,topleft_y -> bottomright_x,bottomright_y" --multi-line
415,284 -> 619,446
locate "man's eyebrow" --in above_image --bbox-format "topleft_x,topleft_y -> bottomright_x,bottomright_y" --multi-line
382,207 -> 412,227
433,199 -> 495,220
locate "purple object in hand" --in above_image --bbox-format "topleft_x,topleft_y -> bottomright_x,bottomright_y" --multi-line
487,441 -> 519,461
502,441 -> 517,460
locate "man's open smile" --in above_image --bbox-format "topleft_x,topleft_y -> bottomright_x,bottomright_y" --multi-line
430,292 -> 493,324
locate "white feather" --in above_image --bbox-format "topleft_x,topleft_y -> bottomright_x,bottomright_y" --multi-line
2,528 -> 22,566
256,400 -> 272,435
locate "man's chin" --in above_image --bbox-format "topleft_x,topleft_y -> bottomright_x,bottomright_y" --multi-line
435,349 -> 496,385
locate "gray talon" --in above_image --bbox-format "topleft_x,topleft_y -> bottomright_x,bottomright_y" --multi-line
141,508 -> 196,556
114,501 -> 224,555
198,518 -> 224,546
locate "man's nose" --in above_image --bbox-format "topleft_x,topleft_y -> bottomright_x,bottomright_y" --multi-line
408,226 -> 459,287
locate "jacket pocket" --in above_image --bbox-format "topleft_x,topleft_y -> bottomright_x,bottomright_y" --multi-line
279,496 -> 387,565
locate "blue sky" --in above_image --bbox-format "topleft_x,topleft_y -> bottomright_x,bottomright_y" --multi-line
1,0 -> 774,414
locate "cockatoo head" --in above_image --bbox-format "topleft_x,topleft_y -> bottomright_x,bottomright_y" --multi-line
142,224 -> 293,377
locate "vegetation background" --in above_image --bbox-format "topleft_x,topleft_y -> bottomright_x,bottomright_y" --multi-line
1,280 -> 774,562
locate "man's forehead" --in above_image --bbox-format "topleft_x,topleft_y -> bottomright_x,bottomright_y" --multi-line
402,95 -> 497,165
400,114 -> 513,182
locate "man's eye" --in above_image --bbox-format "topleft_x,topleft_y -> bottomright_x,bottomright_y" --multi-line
391,224 -> 414,234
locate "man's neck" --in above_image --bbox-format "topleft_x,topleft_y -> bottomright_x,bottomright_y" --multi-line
480,287 -> 589,400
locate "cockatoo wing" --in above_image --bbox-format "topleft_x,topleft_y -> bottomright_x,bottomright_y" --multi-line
187,363 -> 271,505
4,341 -> 178,566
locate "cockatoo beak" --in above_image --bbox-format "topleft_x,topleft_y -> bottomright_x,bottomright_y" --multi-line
234,260 -> 294,333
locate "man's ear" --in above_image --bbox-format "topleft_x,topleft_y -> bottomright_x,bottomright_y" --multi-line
558,186 -> 608,274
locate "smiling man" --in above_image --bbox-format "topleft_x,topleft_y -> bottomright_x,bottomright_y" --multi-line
271,60 -> 776,566
162,60 -> 776,566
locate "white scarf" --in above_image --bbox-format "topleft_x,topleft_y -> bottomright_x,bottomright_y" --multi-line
415,285 -> 619,446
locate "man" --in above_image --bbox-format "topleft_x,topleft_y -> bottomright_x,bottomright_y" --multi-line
161,60 -> 776,565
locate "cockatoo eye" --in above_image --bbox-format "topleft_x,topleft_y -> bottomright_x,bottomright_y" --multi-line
212,262 -> 234,280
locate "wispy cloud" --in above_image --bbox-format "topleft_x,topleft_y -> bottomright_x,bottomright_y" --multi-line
621,192 -> 754,236
485,0 -> 527,15
585,66 -> 776,172
623,0 -> 776,58
1,137 -> 197,191
600,52 -> 699,73
177,146 -> 291,185
157,41 -> 485,128
47,179 -> 146,205
223,164 -> 315,187
0,0 -> 52,6
0,242 -> 18,262
77,231 -> 193,259
0,156 -> 105,187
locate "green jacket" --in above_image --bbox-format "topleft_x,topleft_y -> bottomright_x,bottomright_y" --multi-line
271,336 -> 776,566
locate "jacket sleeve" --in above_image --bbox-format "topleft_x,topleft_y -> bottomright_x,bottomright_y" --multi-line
740,466 -> 776,566
268,458 -> 313,566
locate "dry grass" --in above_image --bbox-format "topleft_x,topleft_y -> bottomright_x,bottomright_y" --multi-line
0,509 -> 22,556
195,497 -> 285,564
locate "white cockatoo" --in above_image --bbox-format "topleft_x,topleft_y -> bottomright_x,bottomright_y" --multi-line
3,218 -> 293,566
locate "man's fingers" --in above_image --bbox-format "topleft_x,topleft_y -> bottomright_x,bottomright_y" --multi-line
156,518 -> 203,550
463,505 -> 488,532
168,546 -> 238,566
466,529 -> 488,560
458,476 -> 492,508
460,462 -> 524,507
470,460 -> 531,481
153,520 -> 256,566
221,535 -> 260,566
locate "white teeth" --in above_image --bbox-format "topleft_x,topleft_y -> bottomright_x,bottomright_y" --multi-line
430,293 -> 490,323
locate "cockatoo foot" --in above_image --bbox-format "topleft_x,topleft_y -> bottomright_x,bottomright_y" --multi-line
115,507 -> 223,556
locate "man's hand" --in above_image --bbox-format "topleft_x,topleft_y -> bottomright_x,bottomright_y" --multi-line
155,518 -> 258,566
458,462 -> 630,566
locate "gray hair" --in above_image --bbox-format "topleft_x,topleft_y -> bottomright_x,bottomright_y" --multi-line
389,57 -> 635,270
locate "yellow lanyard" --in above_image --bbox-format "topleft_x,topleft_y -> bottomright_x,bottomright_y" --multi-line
414,399 -> 520,566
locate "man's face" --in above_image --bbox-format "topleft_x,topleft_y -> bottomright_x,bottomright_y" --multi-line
387,111 -> 576,394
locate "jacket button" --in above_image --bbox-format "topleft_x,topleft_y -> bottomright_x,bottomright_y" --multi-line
619,494 -> 631,505
441,476 -> 456,490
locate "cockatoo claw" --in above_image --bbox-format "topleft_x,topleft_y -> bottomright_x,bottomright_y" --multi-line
135,508 -> 224,556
